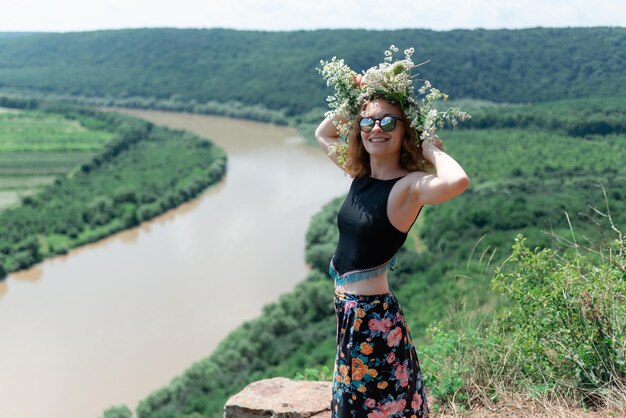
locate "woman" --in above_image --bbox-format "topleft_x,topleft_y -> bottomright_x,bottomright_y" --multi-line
315,77 -> 469,417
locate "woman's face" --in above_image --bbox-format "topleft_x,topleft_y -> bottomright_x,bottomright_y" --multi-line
360,100 -> 405,158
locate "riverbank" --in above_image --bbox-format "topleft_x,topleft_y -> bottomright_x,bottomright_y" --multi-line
0,97 -> 227,278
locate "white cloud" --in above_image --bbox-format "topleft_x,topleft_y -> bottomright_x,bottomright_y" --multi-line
0,0 -> 624,32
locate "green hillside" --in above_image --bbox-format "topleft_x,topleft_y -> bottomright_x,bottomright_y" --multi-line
0,27 -> 625,118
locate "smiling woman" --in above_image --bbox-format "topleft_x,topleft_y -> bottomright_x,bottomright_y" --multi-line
317,97 -> 469,417
343,100 -> 428,180
316,47 -> 469,417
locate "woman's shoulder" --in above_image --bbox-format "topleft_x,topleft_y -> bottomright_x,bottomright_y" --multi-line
390,170 -> 431,198
399,170 -> 430,184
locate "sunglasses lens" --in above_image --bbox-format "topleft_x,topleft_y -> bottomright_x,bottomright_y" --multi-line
380,116 -> 397,132
359,118 -> 375,132
359,116 -> 400,132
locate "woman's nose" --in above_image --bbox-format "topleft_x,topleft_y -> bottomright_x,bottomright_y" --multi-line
371,120 -> 383,132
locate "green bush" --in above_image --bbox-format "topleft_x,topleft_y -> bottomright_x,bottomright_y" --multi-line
422,230 -> 626,412
491,235 -> 626,402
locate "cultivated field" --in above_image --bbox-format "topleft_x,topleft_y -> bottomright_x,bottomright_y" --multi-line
0,108 -> 114,210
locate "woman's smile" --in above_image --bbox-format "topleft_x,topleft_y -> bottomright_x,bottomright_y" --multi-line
369,136 -> 390,143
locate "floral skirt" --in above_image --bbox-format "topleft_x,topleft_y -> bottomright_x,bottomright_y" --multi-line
332,289 -> 429,418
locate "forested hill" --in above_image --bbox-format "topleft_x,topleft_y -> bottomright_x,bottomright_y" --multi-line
0,27 -> 624,115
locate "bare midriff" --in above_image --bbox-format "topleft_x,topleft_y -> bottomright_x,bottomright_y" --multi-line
334,272 -> 390,295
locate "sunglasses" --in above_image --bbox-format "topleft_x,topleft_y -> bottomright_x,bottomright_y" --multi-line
359,115 -> 404,133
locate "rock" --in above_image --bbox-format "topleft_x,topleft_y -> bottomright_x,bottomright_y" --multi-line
224,377 -> 332,418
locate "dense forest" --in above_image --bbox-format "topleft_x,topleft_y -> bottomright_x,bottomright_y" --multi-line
0,97 -> 227,278
0,27 -> 625,120
124,97 -> 626,417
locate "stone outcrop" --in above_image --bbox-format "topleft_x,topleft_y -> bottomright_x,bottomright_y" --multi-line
224,377 -> 332,418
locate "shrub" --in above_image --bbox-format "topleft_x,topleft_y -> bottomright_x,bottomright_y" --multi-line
422,228 -> 626,413
491,234 -> 626,404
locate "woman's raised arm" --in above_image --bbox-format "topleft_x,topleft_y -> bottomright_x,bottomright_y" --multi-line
315,115 -> 348,171
409,138 -> 469,205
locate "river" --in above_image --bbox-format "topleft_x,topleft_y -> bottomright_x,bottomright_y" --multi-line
0,110 -> 350,418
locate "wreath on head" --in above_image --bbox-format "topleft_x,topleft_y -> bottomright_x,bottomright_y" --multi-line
317,45 -> 470,165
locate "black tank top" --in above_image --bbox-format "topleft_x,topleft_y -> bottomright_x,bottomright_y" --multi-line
329,175 -> 412,285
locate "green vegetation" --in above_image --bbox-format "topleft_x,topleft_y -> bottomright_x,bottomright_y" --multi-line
0,27 -> 624,120
465,97 -> 626,137
422,231 -> 626,414
0,108 -> 114,152
129,98 -> 625,416
0,105 -> 116,210
0,97 -> 227,277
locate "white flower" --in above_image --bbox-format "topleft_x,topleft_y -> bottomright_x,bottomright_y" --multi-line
317,45 -> 470,162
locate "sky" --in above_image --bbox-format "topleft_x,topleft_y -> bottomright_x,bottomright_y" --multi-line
1,0 -> 624,32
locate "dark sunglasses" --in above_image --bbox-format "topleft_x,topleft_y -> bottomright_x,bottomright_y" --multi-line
359,115 -> 403,133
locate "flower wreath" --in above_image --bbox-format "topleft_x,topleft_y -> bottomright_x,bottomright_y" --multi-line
317,45 -> 470,165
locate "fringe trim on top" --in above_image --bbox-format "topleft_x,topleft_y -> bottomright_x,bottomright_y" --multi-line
329,256 -> 397,286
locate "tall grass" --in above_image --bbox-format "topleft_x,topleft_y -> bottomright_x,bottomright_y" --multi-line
421,200 -> 626,416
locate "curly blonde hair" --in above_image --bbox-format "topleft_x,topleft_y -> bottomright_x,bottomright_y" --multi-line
343,99 -> 432,178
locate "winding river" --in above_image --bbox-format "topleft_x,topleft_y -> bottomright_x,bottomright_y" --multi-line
0,110 -> 350,418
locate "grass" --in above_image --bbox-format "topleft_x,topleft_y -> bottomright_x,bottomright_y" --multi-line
435,392 -> 626,417
420,214 -> 626,417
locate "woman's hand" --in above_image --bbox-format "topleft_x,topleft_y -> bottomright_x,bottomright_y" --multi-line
412,138 -> 469,205
315,115 -> 348,172
422,134 -> 444,154
430,135 -> 444,152
354,74 -> 366,88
